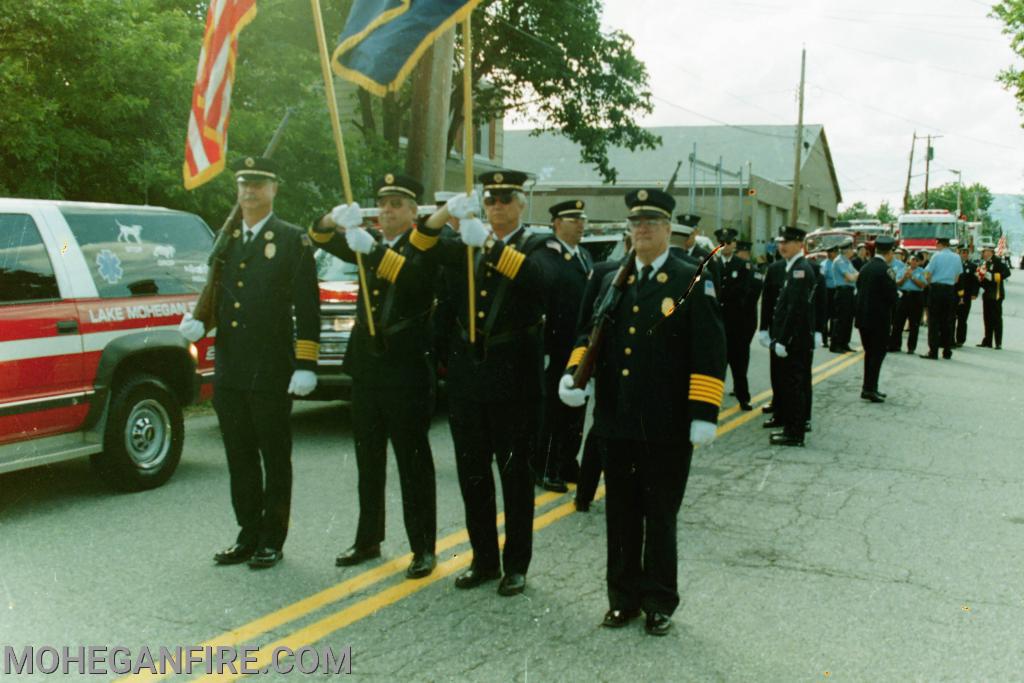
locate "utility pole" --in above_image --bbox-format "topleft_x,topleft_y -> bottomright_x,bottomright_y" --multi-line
789,47 -> 806,227
922,134 -> 942,209
902,131 -> 916,213
405,27 -> 456,198
949,168 -> 962,218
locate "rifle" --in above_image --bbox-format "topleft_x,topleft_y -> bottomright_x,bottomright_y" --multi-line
192,108 -> 294,330
569,162 -> 685,388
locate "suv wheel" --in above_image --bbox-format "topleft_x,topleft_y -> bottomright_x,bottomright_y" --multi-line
92,374 -> 184,491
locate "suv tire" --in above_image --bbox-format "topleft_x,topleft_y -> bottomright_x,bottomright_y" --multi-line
92,374 -> 184,491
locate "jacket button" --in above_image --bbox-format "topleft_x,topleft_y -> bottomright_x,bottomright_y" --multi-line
621,368 -> 630,377
628,326 -> 636,335
478,311 -> 486,318
231,321 -> 238,328
240,263 -> 246,270
234,302 -> 240,309
624,347 -> 632,355
237,281 -> 244,287
373,290 -> 380,296
632,305 -> 639,313
480,290 -> 487,297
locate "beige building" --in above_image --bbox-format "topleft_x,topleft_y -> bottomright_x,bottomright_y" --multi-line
502,124 -> 842,255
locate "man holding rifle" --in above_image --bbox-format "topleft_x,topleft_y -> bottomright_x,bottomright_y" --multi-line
179,156 -> 320,569
559,188 -> 726,636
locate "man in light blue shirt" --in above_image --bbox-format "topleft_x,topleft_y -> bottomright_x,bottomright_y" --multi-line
921,237 -> 960,359
829,240 -> 858,352
889,250 -> 928,353
820,245 -> 838,347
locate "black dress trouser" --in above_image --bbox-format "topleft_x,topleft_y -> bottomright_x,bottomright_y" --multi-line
859,326 -> 889,393
955,297 -> 972,346
603,438 -> 692,616
350,383 -> 437,555
213,387 -> 293,550
981,299 -> 1003,347
725,319 -> 755,404
538,365 -> 586,481
774,346 -> 811,437
449,398 -> 538,575
889,291 -> 923,352
927,284 -> 957,355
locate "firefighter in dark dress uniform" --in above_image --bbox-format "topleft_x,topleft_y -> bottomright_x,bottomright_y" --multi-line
977,243 -> 1011,349
854,235 -> 898,402
310,174 -> 443,579
757,240 -> 786,421
426,170 -> 550,597
179,156 -> 320,569
717,232 -> 762,411
560,188 -> 726,636
954,245 -> 979,347
534,200 -> 592,492
767,226 -> 816,447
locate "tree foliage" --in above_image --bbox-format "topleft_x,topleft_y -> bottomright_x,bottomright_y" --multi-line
909,181 -> 992,216
993,1 -> 1024,119
836,201 -> 871,221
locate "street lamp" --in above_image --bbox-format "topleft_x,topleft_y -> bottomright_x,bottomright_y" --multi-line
949,168 -> 962,218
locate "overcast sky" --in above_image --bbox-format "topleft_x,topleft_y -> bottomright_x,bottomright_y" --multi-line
512,0 -> 1024,211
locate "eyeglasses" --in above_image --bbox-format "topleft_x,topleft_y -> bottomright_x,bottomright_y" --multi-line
377,197 -> 407,209
628,218 -> 667,228
484,193 -> 515,206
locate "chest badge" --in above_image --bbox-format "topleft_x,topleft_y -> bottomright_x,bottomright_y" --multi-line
264,231 -> 274,241
264,242 -> 276,259
627,274 -> 636,285
232,229 -> 241,239
661,297 -> 676,316
656,272 -> 668,283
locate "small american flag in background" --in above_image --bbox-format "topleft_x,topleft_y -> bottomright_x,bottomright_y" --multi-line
996,235 -> 1008,257
183,0 -> 257,189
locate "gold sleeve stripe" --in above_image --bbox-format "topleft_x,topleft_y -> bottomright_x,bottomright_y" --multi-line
295,340 -> 320,361
688,389 -> 722,406
377,250 -> 406,283
690,374 -> 725,391
309,227 -> 334,244
409,228 -> 439,251
995,273 -> 1002,283
567,346 -> 587,369
495,247 -> 525,279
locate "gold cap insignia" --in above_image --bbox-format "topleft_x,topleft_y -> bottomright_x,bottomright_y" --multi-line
637,190 -> 648,201
494,172 -> 504,183
264,243 -> 276,259
244,157 -> 255,168
385,173 -> 395,184
264,231 -> 274,241
576,201 -> 583,209
656,272 -> 668,283
661,297 -> 675,316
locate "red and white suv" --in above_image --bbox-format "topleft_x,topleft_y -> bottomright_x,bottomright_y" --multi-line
0,199 -> 216,490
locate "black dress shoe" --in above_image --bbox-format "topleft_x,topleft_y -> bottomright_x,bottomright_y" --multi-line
762,417 -> 782,429
860,391 -> 885,403
842,345 -> 857,353
541,476 -> 569,493
919,352 -> 938,359
876,391 -> 887,398
335,544 -> 381,567
405,552 -> 437,579
976,342 -> 992,348
762,403 -> 774,414
454,565 -> 501,589
247,547 -> 283,569
213,543 -> 255,565
942,351 -> 952,359
996,345 -> 1002,350
601,608 -> 641,628
906,349 -> 916,354
739,402 -> 753,411
574,498 -> 590,512
804,422 -> 812,433
644,611 -> 673,636
497,572 -> 526,596
770,433 -> 804,447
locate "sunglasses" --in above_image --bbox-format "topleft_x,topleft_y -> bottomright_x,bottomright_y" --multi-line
484,193 -> 515,206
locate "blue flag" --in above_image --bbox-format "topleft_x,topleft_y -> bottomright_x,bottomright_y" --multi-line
332,0 -> 479,96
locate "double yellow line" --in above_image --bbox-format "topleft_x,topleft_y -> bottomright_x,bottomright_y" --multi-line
118,349 -> 864,682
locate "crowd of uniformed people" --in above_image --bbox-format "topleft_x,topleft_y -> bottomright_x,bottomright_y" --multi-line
176,156 -> 1011,637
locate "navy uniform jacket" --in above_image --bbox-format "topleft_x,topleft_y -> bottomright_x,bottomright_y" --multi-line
759,259 -> 787,332
956,259 -> 981,301
569,253 -> 727,446
309,220 -> 443,389
769,256 -> 817,351
534,238 -> 592,370
979,257 -> 1011,301
720,255 -> 762,332
435,227 -> 550,403
577,259 -> 620,336
215,215 -> 320,393
854,257 -> 898,331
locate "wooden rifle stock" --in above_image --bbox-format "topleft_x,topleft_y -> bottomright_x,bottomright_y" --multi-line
571,250 -> 636,388
192,108 -> 294,330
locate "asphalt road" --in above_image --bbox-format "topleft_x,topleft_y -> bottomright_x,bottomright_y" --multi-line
2,276 -> 1023,682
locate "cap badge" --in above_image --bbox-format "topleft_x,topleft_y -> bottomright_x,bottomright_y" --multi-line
494,172 -> 504,183
637,190 -> 648,201
244,157 -> 255,168
385,173 -> 395,184
576,201 -> 583,209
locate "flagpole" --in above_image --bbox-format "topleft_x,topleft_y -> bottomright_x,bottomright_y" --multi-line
311,0 -> 376,337
463,16 -> 477,344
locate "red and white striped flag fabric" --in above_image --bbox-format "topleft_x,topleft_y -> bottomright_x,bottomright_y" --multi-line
183,0 -> 257,189
997,235 -> 1008,257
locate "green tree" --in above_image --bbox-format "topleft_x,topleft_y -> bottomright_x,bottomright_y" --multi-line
837,201 -> 871,221
994,1 -> 1024,117
875,201 -> 896,223
910,182 -> 992,218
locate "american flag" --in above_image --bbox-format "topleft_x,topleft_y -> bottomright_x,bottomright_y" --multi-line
183,0 -> 257,189
997,235 -> 1008,257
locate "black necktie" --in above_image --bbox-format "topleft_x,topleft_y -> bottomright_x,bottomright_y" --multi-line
639,264 -> 654,291
243,230 -> 253,245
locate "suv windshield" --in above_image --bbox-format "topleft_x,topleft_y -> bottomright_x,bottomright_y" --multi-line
900,222 -> 956,239
805,232 -> 853,252
61,207 -> 213,298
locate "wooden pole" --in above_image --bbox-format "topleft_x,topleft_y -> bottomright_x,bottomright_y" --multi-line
789,47 -> 806,227
463,17 -> 476,344
902,132 -> 917,213
311,0 -> 376,337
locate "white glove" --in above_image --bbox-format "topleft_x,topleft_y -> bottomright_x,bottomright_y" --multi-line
178,313 -> 205,342
757,330 -> 771,348
772,341 -> 788,358
330,202 -> 363,230
689,420 -> 718,446
814,332 -> 824,350
460,217 -> 489,248
344,226 -> 375,255
288,369 -> 317,397
558,374 -> 588,407
446,191 -> 480,220
544,355 -> 550,370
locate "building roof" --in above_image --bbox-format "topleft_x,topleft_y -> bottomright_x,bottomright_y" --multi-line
503,124 -> 841,202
